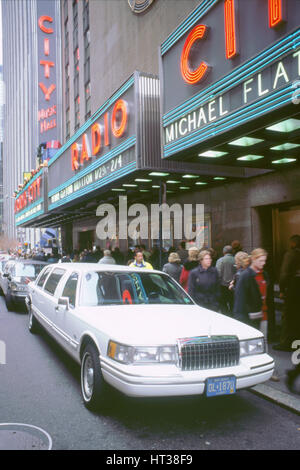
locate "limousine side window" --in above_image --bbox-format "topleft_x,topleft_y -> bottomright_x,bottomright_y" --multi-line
61,272 -> 78,308
44,268 -> 66,296
37,267 -> 52,288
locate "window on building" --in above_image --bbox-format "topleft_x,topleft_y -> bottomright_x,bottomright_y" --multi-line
73,0 -> 78,51
85,82 -> 91,121
84,31 -> 90,85
75,97 -> 80,131
83,0 -> 89,33
66,108 -> 70,141
63,0 -> 68,22
64,28 -> 69,66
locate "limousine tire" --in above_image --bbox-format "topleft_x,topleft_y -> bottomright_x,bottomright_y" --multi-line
81,343 -> 108,411
5,294 -> 15,312
28,308 -> 40,334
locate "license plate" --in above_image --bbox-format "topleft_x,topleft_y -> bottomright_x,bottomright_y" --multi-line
206,376 -> 236,397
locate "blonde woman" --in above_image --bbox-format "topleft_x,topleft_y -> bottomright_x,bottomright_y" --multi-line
163,252 -> 183,283
233,248 -> 271,327
179,246 -> 199,291
229,251 -> 250,290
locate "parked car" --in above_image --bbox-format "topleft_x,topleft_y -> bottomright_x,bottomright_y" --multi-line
2,259 -> 49,311
26,263 -> 275,410
0,255 -> 13,296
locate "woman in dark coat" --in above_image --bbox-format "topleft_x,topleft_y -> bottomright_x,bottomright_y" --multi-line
188,250 -> 221,312
233,248 -> 273,329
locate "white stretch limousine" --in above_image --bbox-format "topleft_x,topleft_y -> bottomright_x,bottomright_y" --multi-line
26,263 -> 275,410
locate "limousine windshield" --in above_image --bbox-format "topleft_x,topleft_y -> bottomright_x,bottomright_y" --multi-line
80,271 -> 193,306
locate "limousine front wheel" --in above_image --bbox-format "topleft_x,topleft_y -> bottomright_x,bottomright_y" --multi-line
28,308 -> 40,335
81,344 -> 108,410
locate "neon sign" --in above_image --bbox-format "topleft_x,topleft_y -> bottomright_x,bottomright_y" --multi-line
180,0 -> 284,85
38,12 -> 57,134
14,177 -> 42,213
71,99 -> 129,171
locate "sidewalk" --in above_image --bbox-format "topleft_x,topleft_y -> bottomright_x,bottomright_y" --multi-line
250,343 -> 300,415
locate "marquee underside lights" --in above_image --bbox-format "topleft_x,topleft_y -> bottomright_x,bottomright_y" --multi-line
266,118 -> 300,133
228,137 -> 264,147
237,155 -> 264,161
180,25 -> 209,85
270,143 -> 300,150
272,158 -> 297,164
198,150 -> 228,158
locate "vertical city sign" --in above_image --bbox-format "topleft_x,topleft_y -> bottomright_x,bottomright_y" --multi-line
37,1 -> 60,143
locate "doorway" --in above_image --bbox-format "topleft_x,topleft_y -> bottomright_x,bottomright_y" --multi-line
79,230 -> 95,251
273,204 -> 300,279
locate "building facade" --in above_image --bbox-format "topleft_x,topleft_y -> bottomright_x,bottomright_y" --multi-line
13,0 -> 300,280
2,0 -> 62,245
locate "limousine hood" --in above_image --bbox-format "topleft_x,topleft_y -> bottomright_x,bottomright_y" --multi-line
81,304 -> 261,345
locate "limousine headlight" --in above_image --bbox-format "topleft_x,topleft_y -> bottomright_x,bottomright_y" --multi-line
108,341 -> 177,365
240,338 -> 265,357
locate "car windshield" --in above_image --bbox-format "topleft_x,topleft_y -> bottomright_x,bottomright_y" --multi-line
80,271 -> 194,306
14,263 -> 46,280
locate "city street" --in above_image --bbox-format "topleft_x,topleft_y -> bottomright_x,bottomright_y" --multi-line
0,297 -> 299,451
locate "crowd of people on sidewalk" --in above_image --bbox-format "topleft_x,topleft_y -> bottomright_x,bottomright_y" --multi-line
7,233 -> 300,389
10,235 -> 300,347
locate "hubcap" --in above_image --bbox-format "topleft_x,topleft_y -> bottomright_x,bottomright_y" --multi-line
82,354 -> 94,400
29,311 -> 33,329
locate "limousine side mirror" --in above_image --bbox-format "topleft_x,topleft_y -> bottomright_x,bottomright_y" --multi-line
55,297 -> 69,312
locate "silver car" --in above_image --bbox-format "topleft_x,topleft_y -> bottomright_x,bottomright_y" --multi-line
3,259 -> 48,311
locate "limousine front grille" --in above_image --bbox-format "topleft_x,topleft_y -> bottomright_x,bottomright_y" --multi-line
178,336 -> 240,371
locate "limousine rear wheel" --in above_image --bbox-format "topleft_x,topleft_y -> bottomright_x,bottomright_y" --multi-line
81,344 -> 108,410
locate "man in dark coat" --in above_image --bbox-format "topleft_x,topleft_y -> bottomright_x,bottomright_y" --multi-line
273,234 -> 300,351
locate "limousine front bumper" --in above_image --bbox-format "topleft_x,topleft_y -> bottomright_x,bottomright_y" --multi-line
100,354 -> 275,398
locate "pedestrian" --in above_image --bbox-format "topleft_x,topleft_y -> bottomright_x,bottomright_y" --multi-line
229,251 -> 250,291
112,247 -> 124,265
162,252 -> 183,283
140,244 -> 151,262
233,248 -> 272,328
179,246 -> 199,292
177,241 -> 189,264
129,250 -> 153,269
149,247 -> 160,270
273,234 -> 300,352
208,247 -> 218,266
286,363 -> 300,394
98,249 -> 116,265
188,250 -> 221,311
60,252 -> 72,263
216,245 -> 236,316
231,240 -> 243,256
